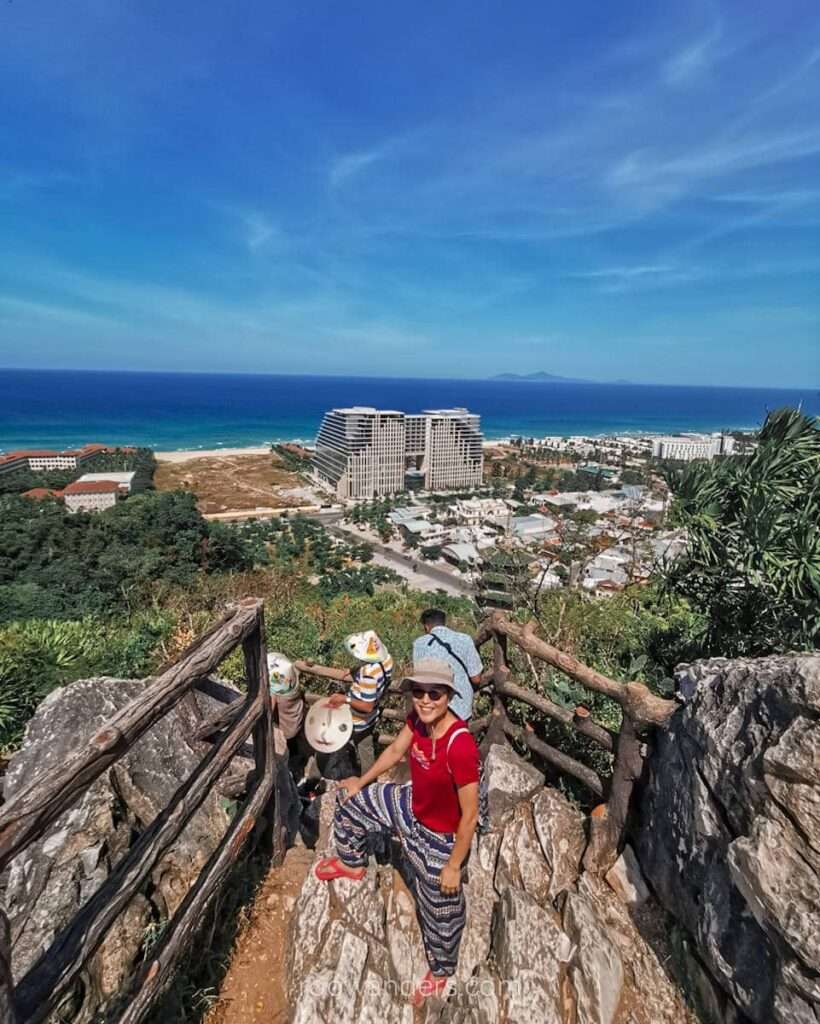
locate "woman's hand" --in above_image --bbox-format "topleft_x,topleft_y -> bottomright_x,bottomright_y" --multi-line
439,862 -> 461,896
338,777 -> 363,802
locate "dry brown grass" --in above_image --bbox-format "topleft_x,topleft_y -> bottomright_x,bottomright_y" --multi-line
155,453 -> 304,514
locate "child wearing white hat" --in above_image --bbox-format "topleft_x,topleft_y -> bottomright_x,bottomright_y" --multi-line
323,629 -> 393,775
267,652 -> 308,778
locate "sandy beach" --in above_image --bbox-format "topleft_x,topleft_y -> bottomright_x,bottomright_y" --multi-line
155,446 -> 271,463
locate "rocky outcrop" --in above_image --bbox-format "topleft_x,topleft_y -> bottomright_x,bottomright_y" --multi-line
287,742 -> 694,1023
637,653 -> 820,1024
2,677 -> 231,1023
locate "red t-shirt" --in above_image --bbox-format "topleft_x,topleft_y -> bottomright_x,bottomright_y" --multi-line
406,712 -> 480,834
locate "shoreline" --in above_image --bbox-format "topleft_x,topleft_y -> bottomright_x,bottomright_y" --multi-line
2,424 -> 768,459
155,445 -> 272,463
151,426 -> 762,463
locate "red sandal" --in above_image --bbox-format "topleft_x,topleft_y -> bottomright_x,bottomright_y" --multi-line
411,970 -> 450,1006
314,856 -> 366,882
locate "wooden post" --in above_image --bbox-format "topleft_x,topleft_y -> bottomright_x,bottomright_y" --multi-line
0,909 -> 15,1024
480,633 -> 509,756
582,714 -> 644,873
243,616 -> 283,867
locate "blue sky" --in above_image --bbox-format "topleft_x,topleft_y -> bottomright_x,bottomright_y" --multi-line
1,1 -> 819,386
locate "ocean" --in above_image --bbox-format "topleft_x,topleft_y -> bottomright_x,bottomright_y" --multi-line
1,368 -> 817,452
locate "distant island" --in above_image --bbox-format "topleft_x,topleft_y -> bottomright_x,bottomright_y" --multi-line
491,371 -> 634,385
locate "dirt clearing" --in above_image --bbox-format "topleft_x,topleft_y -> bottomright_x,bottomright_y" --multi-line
155,453 -> 305,514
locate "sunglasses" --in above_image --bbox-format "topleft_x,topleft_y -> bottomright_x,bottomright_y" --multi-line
410,687 -> 448,702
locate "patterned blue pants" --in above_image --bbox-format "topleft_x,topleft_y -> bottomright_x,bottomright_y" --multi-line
334,782 -> 466,977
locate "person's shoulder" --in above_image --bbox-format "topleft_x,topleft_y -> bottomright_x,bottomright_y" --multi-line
447,722 -> 479,768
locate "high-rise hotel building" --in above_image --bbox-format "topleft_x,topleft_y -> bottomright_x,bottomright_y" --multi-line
313,406 -> 484,499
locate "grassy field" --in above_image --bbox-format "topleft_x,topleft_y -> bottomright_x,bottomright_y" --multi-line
155,452 -> 307,514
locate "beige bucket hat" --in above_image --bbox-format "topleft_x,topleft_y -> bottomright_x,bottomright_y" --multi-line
399,658 -> 458,693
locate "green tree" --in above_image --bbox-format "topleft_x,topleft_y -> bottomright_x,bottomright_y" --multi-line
665,407 -> 820,656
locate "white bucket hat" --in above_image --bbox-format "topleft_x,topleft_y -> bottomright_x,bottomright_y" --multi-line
344,629 -> 388,663
267,652 -> 297,696
305,700 -> 354,753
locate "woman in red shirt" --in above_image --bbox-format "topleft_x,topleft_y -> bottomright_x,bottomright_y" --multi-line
314,658 -> 480,1006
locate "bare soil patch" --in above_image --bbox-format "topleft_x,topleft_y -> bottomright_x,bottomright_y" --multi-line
155,453 -> 305,514
204,844 -> 314,1024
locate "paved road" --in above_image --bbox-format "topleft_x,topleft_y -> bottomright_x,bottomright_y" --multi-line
312,516 -> 475,597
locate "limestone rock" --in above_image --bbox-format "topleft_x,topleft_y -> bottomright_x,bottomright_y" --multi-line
566,874 -> 693,1024
564,882 -> 624,1024
286,746 -> 695,1024
483,743 -> 545,828
493,803 -> 553,904
531,786 -> 586,899
492,887 -> 565,1024
3,677 -> 229,1023
637,652 -> 820,1024
605,845 -> 650,907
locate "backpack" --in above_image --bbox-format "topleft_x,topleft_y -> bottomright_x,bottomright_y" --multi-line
445,726 -> 491,834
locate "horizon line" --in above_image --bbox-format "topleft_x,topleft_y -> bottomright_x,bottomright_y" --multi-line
0,366 -> 816,394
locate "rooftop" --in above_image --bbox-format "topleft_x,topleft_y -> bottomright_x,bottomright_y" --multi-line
77,472 -> 135,485
63,480 -> 121,495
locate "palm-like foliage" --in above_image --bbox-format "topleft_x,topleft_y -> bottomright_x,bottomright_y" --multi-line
665,407 -> 820,656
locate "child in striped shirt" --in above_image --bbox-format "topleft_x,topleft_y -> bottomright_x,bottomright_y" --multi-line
324,630 -> 393,774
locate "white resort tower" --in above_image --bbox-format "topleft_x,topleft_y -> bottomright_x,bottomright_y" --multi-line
313,406 -> 484,499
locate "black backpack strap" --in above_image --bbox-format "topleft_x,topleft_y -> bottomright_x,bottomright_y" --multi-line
426,633 -> 470,678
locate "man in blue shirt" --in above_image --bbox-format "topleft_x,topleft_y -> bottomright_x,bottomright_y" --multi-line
412,609 -> 483,721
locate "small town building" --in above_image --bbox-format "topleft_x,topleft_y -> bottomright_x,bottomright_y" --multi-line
62,479 -> 121,514
21,488 -> 59,501
75,471 -> 136,494
509,513 -> 557,541
399,519 -> 444,541
441,542 -> 481,566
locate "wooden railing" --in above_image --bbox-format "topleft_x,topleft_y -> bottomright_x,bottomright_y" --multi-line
475,610 -> 677,872
0,598 -> 279,1024
297,609 -> 676,874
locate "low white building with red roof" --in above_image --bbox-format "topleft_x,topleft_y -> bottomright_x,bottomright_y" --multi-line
62,479 -> 121,514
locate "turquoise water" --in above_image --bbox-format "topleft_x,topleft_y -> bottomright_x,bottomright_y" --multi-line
0,369 -> 817,451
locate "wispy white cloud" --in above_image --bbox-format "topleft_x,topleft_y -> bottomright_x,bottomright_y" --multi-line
663,27 -> 724,86
329,145 -> 392,188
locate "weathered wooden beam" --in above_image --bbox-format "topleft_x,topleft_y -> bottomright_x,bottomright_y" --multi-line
303,690 -> 406,723
244,620 -> 282,867
193,676 -> 245,705
480,635 -> 511,756
494,675 -> 615,752
0,599 -> 264,873
13,688 -> 267,1024
0,910 -> 15,1024
582,715 -> 644,874
503,719 -> 604,798
115,766 -> 275,1024
194,696 -> 244,741
483,611 -> 676,728
293,660 -> 351,682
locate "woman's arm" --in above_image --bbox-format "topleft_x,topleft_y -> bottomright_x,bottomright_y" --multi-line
439,782 -> 478,894
339,725 -> 414,800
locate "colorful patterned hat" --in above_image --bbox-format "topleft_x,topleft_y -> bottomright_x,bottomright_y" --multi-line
344,630 -> 389,663
266,652 -> 298,696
